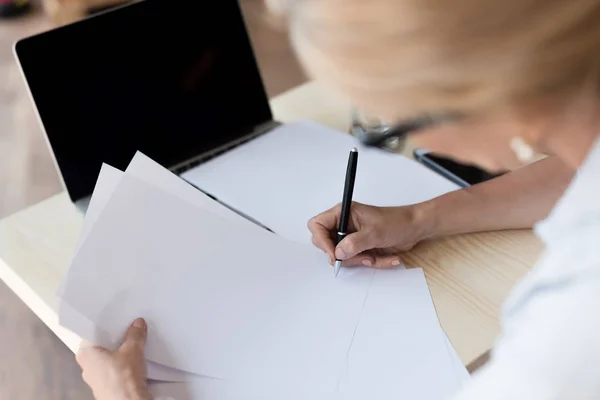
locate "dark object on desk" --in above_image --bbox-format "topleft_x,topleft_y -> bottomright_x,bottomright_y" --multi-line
334,147 -> 359,277
0,0 -> 30,18
414,149 -> 506,187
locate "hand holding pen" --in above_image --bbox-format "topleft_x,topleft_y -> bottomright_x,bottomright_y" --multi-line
308,148 -> 409,271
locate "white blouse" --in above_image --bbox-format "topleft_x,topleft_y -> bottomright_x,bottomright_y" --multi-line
453,138 -> 600,399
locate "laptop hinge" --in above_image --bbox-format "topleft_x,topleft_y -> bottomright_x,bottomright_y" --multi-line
171,120 -> 281,175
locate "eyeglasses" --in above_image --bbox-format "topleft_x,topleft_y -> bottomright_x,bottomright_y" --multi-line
355,114 -> 458,148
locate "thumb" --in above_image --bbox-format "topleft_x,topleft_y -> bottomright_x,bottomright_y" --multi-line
121,318 -> 147,351
335,230 -> 377,260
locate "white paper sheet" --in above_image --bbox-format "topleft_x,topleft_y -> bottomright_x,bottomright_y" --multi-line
145,270 -> 466,399
182,121 -> 460,244
74,153 -> 253,253
61,153 -> 255,287
73,163 -> 123,253
125,152 -> 254,227
60,156 -> 255,382
59,163 -> 197,382
62,174 -> 377,395
335,268 -> 462,399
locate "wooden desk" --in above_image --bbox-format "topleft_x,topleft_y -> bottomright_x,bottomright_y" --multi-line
0,81 -> 543,367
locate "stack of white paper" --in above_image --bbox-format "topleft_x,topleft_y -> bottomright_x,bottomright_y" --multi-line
59,122 -> 469,399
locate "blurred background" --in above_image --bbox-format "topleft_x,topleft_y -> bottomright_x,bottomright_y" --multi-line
0,0 -> 305,397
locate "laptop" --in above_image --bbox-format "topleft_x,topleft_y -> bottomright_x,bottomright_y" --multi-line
14,0 -> 280,213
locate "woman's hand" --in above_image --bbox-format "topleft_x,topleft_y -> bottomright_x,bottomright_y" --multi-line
309,158 -> 572,269
308,202 -> 433,268
76,318 -> 151,400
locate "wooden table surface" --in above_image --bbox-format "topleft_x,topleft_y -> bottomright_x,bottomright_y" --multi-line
0,81 -> 543,367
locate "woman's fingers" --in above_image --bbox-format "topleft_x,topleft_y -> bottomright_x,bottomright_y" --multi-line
373,254 -> 403,269
119,318 -> 148,355
308,204 -> 341,258
334,230 -> 378,260
341,251 -> 402,269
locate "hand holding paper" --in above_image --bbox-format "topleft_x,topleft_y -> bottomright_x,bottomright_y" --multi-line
77,319 -> 152,400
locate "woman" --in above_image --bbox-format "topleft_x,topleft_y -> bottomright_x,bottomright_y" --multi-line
76,0 -> 600,398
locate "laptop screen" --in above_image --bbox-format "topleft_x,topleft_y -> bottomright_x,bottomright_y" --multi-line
15,0 -> 272,202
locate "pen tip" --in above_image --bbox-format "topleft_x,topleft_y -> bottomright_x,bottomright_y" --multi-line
351,147 -> 358,152
334,260 -> 342,277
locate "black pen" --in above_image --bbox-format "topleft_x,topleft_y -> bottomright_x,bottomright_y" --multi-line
334,147 -> 358,277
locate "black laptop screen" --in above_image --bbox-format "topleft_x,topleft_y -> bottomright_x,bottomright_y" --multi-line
15,0 -> 272,202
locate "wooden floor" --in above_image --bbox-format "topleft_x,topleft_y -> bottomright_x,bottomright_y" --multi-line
0,1 -> 305,398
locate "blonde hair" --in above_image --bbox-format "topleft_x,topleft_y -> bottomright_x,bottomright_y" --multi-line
268,0 -> 600,120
